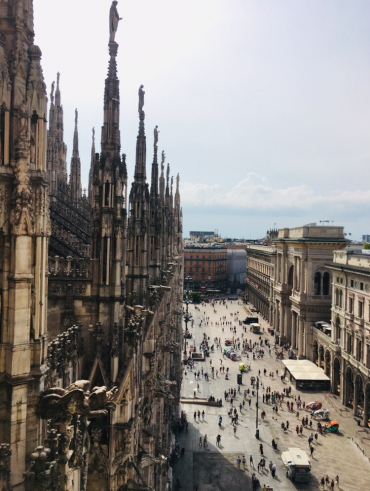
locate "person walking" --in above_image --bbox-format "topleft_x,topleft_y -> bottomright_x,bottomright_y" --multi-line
335,475 -> 340,489
194,411 -> 196,421
310,445 -> 314,457
237,456 -> 241,469
216,434 -> 221,447
271,463 -> 276,478
259,443 -> 264,456
203,434 -> 208,448
202,410 -> 205,421
296,425 -> 299,435
199,436 -> 202,447
242,455 -> 246,469
198,410 -> 201,420
250,455 -> 254,468
300,425 -> 303,435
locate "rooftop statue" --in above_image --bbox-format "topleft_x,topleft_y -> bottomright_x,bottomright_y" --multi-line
109,1 -> 122,43
138,84 -> 145,114
154,125 -> 159,147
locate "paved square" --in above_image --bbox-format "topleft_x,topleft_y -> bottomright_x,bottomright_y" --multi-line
173,297 -> 370,491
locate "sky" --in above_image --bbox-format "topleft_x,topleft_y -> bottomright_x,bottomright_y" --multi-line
34,0 -> 370,240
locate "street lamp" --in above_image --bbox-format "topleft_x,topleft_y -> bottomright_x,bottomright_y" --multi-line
255,376 -> 260,439
183,276 -> 192,356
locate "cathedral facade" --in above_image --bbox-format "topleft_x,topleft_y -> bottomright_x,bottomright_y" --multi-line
0,1 -> 183,490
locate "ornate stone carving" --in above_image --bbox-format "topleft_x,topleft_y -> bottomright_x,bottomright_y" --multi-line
24,446 -> 62,491
37,382 -> 117,423
0,443 -> 11,491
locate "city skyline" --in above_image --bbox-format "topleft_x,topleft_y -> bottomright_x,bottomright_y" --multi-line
34,0 -> 370,239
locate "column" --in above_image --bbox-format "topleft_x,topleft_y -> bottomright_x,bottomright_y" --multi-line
317,349 -> 322,368
291,312 -> 296,349
324,352 -> 328,374
274,303 -> 279,334
293,257 -> 297,290
4,110 -> 10,165
280,302 -> 284,342
298,316 -> 304,358
363,389 -> 369,427
353,381 -> 359,416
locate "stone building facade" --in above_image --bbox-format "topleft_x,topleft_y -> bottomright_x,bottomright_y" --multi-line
184,246 -> 227,292
0,2 -> 183,491
325,249 -> 370,426
246,244 -> 276,322
272,225 -> 347,358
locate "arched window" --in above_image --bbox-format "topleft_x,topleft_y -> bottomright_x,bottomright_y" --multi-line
339,290 -> 343,308
323,272 -> 330,295
314,272 -> 321,295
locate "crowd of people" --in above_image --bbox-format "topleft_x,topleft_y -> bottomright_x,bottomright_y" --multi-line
176,298 -> 342,491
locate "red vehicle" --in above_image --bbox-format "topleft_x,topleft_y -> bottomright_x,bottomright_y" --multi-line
306,401 -> 322,411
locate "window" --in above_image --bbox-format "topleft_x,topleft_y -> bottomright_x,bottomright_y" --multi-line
323,272 -> 330,295
314,272 -> 321,295
360,282 -> 364,291
349,297 -> 353,314
350,279 -> 354,288
358,300 -> 364,319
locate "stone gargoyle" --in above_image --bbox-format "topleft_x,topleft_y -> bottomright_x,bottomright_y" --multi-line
37,380 -> 118,422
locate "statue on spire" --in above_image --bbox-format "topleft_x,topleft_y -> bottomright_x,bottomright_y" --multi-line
154,126 -> 159,147
109,1 -> 122,43
138,85 -> 145,114
161,151 -> 166,173
50,81 -> 55,103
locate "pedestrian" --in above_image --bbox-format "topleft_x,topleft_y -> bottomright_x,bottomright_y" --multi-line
259,443 -> 264,456
314,432 -> 318,442
249,398 -> 251,407
199,436 -> 202,447
300,425 -> 303,435
286,421 -> 289,430
202,410 -> 205,421
271,463 -> 276,478
242,455 -> 246,469
237,456 -> 241,468
250,455 -> 254,467
239,403 -> 242,412
310,445 -> 314,457
204,434 -> 208,447
198,410 -> 200,420
296,425 -> 299,435
216,434 -> 221,447
330,479 -> 335,490
194,411 -> 196,420
335,475 -> 339,489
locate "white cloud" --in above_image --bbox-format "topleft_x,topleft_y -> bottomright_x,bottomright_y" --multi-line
180,175 -> 370,213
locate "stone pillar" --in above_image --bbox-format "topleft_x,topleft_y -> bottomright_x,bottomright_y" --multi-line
317,349 -> 322,368
293,257 -> 297,290
280,302 -> 284,343
353,381 -> 359,416
363,390 -> 369,427
323,352 -> 327,374
298,317 -> 304,358
291,312 -> 296,349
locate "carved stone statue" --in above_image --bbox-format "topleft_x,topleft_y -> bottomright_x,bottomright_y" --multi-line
50,81 -> 55,103
109,1 -> 122,43
138,85 -> 145,114
37,382 -> 117,422
154,125 -> 159,147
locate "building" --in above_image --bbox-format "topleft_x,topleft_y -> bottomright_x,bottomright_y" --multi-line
189,230 -> 219,242
324,248 -> 370,425
246,245 -> 276,322
362,235 -> 370,243
184,247 -> 227,291
271,225 -> 347,359
226,248 -> 246,291
0,2 -> 183,490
